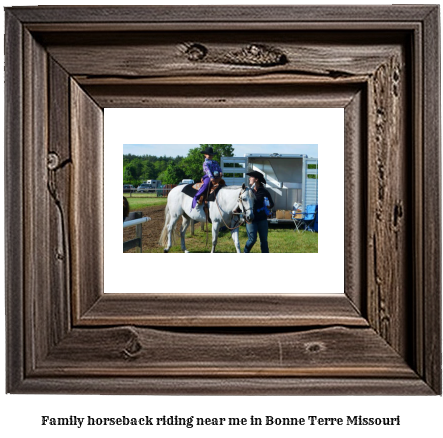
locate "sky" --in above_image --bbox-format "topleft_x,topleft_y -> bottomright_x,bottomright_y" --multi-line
123,144 -> 318,158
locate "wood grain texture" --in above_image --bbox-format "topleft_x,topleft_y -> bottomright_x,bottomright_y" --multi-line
37,326 -> 415,378
13,377 -> 434,396
83,83 -> 361,109
48,58 -> 72,346
4,5 -> 441,394
344,90 -> 366,314
422,6 -> 441,394
411,17 -> 425,382
23,29 -> 50,372
41,31 -> 402,79
79,294 -> 367,327
4,10 -> 24,393
8,5 -> 437,23
366,51 -> 409,358
70,81 -> 104,320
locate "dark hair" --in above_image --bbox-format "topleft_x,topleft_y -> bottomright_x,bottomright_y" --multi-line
252,178 -> 263,188
246,170 -> 266,185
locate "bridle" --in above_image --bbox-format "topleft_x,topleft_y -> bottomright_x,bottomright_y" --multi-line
235,187 -> 253,217
214,186 -> 253,231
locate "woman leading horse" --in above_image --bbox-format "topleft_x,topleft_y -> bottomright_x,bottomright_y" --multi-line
243,171 -> 274,253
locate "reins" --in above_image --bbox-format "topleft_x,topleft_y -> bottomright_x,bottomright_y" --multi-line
214,187 -> 251,231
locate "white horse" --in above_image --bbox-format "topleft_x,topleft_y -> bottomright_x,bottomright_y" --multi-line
159,183 -> 255,253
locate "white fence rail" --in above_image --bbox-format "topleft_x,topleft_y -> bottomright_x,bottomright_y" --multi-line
123,216 -> 151,229
123,213 -> 151,253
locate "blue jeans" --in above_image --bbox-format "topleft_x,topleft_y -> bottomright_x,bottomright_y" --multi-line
244,219 -> 269,253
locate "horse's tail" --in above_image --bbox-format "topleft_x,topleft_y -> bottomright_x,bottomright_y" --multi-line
158,202 -> 178,248
159,203 -> 170,247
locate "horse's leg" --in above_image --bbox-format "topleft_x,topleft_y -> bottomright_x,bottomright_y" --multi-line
164,213 -> 180,253
230,221 -> 241,253
211,220 -> 220,253
180,215 -> 191,253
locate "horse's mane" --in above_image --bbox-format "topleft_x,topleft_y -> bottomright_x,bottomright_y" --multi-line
247,188 -> 256,200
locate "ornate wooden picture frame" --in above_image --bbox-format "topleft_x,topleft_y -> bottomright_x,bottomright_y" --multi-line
5,6 -> 441,394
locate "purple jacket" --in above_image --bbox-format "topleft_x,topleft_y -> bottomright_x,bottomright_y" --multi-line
203,159 -> 222,179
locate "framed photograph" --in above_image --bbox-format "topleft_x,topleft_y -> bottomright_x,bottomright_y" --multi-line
113,108 -> 339,295
120,139 -> 320,255
5,5 -> 440,394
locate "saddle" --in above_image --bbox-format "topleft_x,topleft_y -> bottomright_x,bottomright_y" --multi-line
196,177 -> 226,206
203,178 -> 226,223
181,178 -> 226,223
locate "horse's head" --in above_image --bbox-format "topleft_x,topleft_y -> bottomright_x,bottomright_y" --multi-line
237,183 -> 255,223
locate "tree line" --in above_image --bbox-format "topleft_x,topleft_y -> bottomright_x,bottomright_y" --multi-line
123,144 -> 235,186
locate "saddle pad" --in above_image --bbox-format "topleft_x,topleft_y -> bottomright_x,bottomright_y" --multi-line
181,183 -> 198,198
181,181 -> 226,200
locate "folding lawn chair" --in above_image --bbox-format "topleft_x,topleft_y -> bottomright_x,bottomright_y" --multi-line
303,204 -> 317,232
292,203 -> 305,232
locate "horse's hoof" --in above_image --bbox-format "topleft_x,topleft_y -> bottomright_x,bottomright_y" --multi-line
164,249 -> 168,253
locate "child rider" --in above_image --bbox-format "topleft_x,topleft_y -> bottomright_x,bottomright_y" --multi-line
191,146 -> 223,211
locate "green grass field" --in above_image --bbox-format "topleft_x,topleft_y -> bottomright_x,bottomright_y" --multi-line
154,223 -> 318,253
124,193 -> 318,253
124,193 -> 167,209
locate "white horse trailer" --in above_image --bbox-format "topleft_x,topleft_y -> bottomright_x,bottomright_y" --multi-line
221,154 -> 318,222
146,179 -> 162,189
